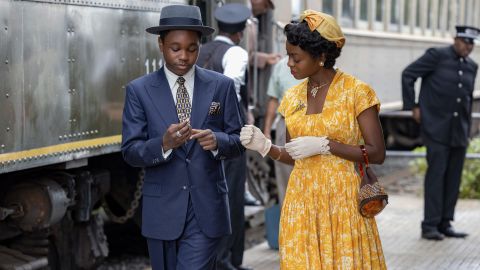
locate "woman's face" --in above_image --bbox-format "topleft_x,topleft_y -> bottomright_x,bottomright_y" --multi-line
286,41 -> 322,80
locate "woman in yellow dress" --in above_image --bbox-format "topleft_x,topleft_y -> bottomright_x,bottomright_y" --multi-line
240,10 -> 387,269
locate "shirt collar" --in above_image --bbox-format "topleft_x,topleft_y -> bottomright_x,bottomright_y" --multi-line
163,65 -> 195,90
214,35 -> 235,45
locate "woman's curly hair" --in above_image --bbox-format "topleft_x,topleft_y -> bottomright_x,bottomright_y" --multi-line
284,21 -> 342,69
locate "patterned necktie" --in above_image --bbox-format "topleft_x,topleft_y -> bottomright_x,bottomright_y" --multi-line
176,76 -> 191,122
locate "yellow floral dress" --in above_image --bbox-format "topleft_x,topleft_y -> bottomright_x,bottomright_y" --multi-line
277,70 -> 386,270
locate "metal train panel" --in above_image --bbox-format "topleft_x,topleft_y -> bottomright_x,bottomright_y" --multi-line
22,3 -> 71,150
0,0 -> 185,173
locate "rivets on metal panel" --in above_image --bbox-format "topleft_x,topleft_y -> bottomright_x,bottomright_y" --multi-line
136,58 -> 140,61
5,93 -> 9,98
121,30 -> 125,35
4,26 -> 7,31
72,58 -> 76,62
1,144 -> 5,149
5,59 -> 8,64
94,130 -> 99,134
67,58 -> 71,63
121,58 -> 125,63
59,136 -> 63,140
6,127 -> 10,132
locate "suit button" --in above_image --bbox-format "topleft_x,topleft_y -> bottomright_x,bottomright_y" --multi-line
453,112 -> 459,117
458,83 -> 463,88
182,186 -> 187,190
457,98 -> 461,103
185,158 -> 191,163
458,70 -> 463,76
460,57 -> 464,62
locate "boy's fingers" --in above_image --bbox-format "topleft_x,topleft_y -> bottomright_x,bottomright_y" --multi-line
190,129 -> 209,139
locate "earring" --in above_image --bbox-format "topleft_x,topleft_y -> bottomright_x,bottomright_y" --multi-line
320,61 -> 324,67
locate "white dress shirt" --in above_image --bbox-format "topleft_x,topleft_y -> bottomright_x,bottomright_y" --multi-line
164,64 -> 195,105
214,35 -> 248,102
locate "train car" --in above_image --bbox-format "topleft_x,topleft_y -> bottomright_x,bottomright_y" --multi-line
0,0 -> 189,269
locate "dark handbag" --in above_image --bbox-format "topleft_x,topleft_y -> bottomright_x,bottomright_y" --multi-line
358,145 -> 388,218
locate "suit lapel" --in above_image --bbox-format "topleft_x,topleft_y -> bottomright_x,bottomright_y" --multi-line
145,68 -> 179,127
186,66 -> 216,154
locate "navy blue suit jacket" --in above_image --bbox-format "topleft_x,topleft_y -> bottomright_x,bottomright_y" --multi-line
121,66 -> 244,240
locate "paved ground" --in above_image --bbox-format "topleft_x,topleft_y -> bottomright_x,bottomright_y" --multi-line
242,194 -> 480,270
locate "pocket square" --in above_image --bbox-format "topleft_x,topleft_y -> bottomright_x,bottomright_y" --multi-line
209,101 -> 221,115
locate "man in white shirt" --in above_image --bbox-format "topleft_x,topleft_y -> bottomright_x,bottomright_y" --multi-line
197,4 -> 253,270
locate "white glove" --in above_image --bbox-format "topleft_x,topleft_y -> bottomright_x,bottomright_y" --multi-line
240,125 -> 272,157
285,136 -> 330,160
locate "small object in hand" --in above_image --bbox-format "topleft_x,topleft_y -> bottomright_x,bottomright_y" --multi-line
176,131 -> 182,138
358,145 -> 388,218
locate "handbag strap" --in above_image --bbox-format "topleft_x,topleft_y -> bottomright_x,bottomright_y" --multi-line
358,145 -> 370,177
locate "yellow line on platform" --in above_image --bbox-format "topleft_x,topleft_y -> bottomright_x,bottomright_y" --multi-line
0,135 -> 122,163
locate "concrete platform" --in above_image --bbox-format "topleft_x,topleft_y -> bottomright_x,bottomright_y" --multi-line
242,194 -> 480,270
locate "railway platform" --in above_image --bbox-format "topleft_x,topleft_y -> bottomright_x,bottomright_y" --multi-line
242,194 -> 480,270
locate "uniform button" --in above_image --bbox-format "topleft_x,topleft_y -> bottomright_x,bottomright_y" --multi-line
460,58 -> 464,62
458,70 -> 463,76
185,158 -> 190,163
457,98 -> 461,103
453,112 -> 458,117
182,186 -> 187,190
458,83 -> 463,88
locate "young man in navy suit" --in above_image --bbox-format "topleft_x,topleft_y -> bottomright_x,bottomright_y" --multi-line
121,5 -> 244,270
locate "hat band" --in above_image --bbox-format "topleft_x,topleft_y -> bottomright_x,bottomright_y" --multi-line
159,17 -> 203,26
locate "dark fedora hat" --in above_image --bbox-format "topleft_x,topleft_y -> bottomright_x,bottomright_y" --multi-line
146,5 -> 215,36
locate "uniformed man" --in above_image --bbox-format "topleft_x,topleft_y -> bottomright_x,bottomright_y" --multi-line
402,25 -> 479,241
197,4 -> 253,270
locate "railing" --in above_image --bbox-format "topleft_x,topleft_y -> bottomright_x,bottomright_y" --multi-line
299,0 -> 480,38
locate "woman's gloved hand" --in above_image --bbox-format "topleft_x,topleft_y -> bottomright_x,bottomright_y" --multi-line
285,136 -> 330,160
240,125 -> 272,157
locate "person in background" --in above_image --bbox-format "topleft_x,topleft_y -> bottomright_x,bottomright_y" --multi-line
402,25 -> 479,241
247,0 -> 282,69
196,3 -> 252,270
121,5 -> 244,269
243,0 -> 280,207
263,55 -> 301,205
240,10 -> 387,269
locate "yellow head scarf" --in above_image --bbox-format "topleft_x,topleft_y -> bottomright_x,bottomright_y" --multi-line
299,9 -> 345,48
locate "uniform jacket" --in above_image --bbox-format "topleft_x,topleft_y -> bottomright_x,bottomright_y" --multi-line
121,66 -> 244,240
197,38 -> 249,122
402,45 -> 478,146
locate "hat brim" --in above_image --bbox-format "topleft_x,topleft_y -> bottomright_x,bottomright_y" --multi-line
457,33 -> 479,40
146,25 -> 215,36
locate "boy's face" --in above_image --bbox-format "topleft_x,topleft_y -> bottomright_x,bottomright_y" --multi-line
159,30 -> 200,76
